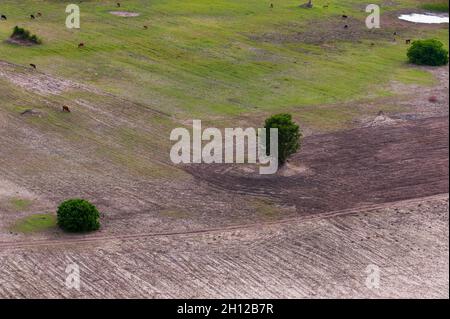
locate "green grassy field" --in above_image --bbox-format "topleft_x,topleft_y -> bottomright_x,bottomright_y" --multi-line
1,0 -> 447,126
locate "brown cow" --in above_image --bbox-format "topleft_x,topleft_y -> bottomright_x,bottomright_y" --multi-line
1,15 -> 7,20
30,14 -> 35,19
405,39 -> 411,44
428,96 -> 438,103
30,63 -> 37,69
62,105 -> 71,113
143,25 -> 148,30
78,42 -> 85,48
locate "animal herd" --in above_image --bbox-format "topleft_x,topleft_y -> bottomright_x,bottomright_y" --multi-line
0,13 -> 42,21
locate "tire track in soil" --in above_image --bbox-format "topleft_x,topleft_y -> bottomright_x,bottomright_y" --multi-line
0,193 -> 447,250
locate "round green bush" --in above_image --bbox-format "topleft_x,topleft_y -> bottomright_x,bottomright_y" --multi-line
407,39 -> 449,66
57,199 -> 100,232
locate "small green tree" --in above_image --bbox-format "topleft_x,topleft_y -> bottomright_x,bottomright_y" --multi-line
407,39 -> 448,66
264,113 -> 301,165
57,199 -> 100,232
10,26 -> 42,44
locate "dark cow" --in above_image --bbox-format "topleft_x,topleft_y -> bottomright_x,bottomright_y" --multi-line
428,96 -> 438,103
270,3 -> 273,8
342,14 -> 348,19
0,15 -> 7,20
37,12 -> 42,17
78,42 -> 84,48
405,39 -> 411,44
344,24 -> 349,29
143,25 -> 148,30
30,14 -> 35,19
117,2 -> 121,7
30,63 -> 37,69
62,105 -> 71,113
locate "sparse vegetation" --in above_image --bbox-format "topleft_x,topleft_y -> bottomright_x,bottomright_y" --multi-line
11,213 -> 56,233
407,39 -> 449,66
9,198 -> 32,211
10,26 -> 42,44
57,199 -> 100,232
264,114 -> 301,165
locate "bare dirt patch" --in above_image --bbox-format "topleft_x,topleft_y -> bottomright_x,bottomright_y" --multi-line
0,60 -> 87,96
5,38 -> 38,46
249,16 -> 397,45
109,11 -> 140,17
249,8 -> 448,46
186,116 -> 449,214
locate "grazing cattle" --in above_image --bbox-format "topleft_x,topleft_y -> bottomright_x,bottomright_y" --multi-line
342,14 -> 348,19
30,14 -> 35,19
323,4 -> 329,8
30,63 -> 36,69
299,0 -> 313,8
393,31 -> 397,36
143,25 -> 148,29
0,15 -> 7,20
62,105 -> 71,113
78,42 -> 84,48
344,24 -> 349,29
270,3 -> 273,8
378,110 -> 384,116
37,12 -> 42,17
370,42 -> 375,46
405,39 -> 411,44
117,2 -> 121,7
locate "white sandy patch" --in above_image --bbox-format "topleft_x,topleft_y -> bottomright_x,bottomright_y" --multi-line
109,11 -> 140,17
399,13 -> 449,24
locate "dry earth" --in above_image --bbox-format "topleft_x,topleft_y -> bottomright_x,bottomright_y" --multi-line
0,40 -> 449,298
0,195 -> 447,298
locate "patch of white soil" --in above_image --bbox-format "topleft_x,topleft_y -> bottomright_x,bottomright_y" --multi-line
109,11 -> 140,17
278,162 -> 310,177
399,13 -> 449,24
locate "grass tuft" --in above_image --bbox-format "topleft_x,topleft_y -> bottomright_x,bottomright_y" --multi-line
11,213 -> 57,233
